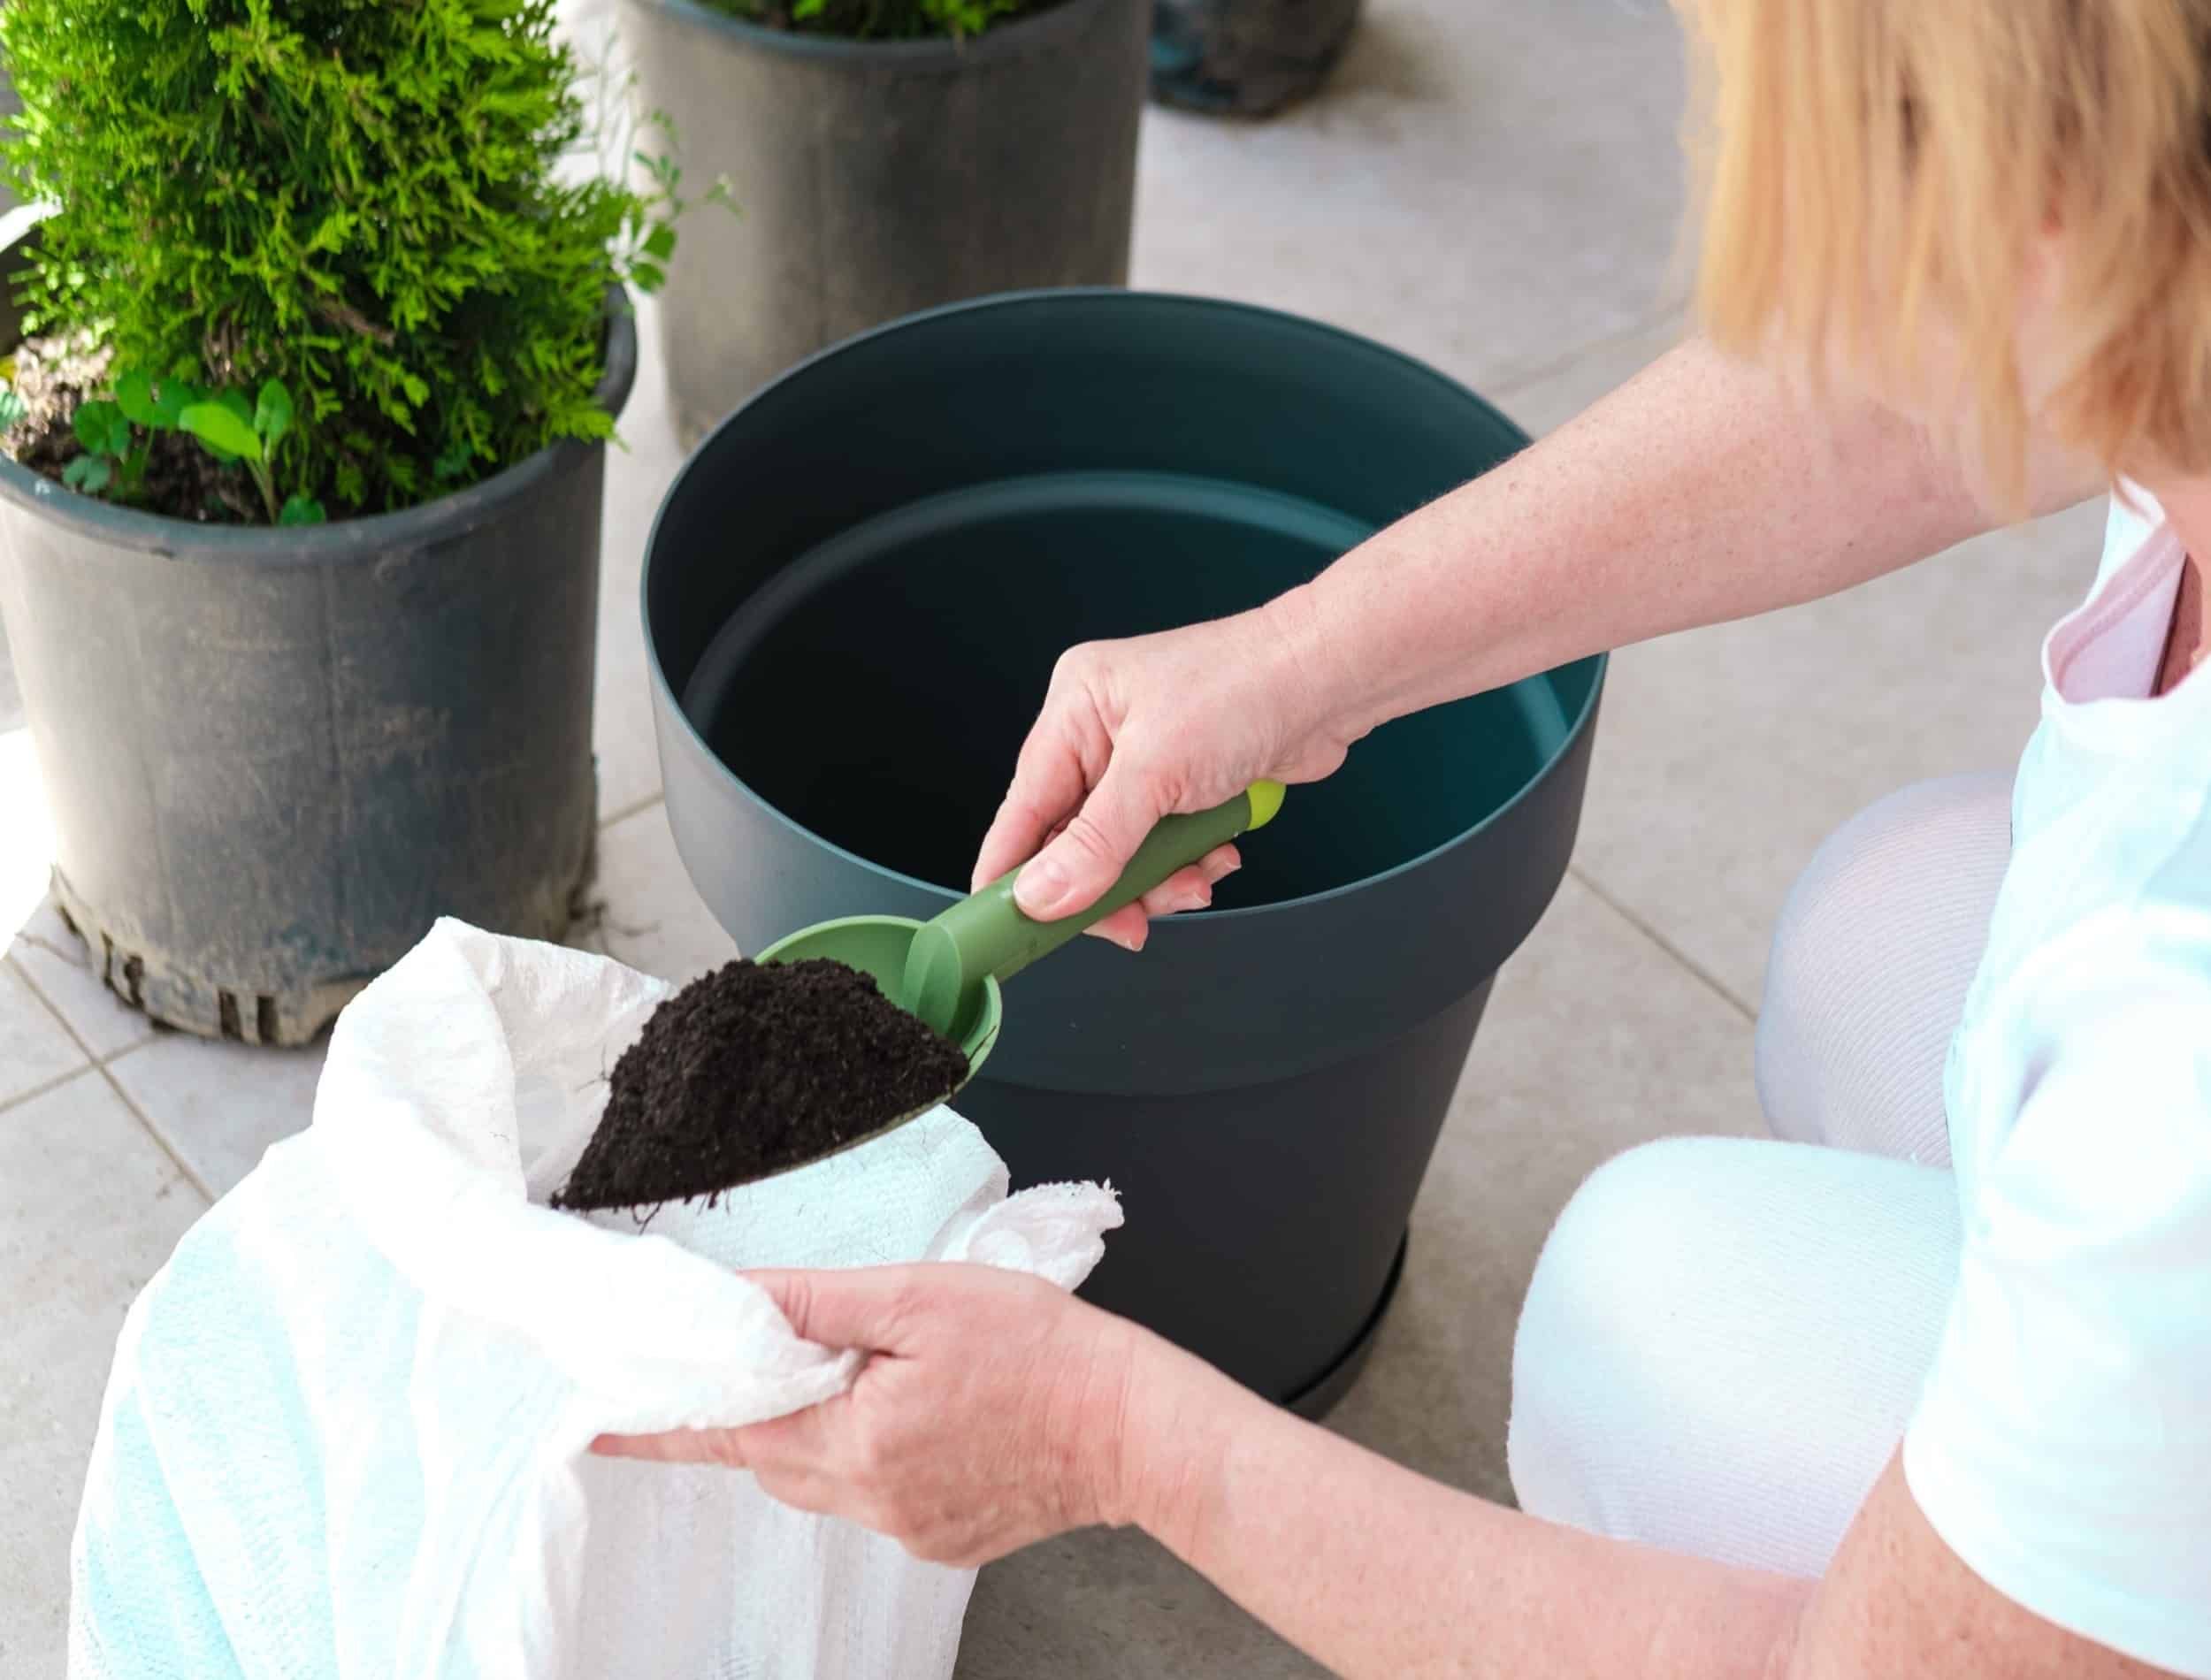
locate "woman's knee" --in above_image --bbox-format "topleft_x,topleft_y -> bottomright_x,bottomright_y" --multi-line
1508,1134 -> 1958,1574
1755,772 -> 2011,1161
1507,1138 -> 1747,1539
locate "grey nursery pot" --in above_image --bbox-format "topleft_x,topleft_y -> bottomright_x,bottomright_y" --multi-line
619,0 -> 1148,445
1151,0 -> 1365,116
0,224 -> 634,1044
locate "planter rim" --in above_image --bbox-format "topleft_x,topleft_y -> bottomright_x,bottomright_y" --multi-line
0,245 -> 638,565
624,0 -> 1116,65
643,285 -> 1609,925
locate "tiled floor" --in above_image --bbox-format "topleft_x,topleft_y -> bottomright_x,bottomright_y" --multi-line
0,2 -> 2106,1674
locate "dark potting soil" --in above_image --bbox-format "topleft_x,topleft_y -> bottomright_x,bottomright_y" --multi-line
553,958 -> 972,1211
4,334 -> 265,524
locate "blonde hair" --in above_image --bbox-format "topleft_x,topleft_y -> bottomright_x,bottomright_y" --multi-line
1678,0 -> 2211,508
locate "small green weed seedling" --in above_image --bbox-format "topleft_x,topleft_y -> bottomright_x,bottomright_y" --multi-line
173,380 -> 325,527
57,371 -> 323,525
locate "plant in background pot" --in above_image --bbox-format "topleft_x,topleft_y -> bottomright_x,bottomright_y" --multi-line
0,60 -> 15,222
0,0 -> 692,1046
1151,0 -> 1364,117
615,0 -> 1150,444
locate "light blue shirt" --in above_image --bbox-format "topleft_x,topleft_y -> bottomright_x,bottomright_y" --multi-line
1906,489 -> 2211,1676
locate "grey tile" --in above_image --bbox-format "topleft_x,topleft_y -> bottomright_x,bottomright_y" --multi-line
106,1032 -> 328,1201
1133,0 -> 1691,396
0,1072 -> 208,1677
1570,500 -> 2108,1012
0,958 -> 84,1109
8,897 -> 156,1063
595,291 -> 685,826
961,1527 -> 1327,1680
586,798 -> 740,982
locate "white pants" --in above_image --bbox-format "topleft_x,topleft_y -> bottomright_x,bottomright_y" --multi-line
1507,774 -> 2014,1577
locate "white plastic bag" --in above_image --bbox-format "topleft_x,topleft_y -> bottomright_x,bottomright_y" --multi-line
66,919 -> 1121,1680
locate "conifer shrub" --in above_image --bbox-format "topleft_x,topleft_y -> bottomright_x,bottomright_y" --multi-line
0,0 -> 685,519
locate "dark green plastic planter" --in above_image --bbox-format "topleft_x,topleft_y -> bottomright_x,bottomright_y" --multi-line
644,290 -> 1603,1413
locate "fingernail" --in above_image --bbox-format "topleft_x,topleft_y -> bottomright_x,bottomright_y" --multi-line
1098,920 -> 1144,952
1015,856 -> 1069,917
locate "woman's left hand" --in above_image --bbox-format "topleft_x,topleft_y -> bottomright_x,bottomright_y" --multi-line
591,1264 -> 1140,1567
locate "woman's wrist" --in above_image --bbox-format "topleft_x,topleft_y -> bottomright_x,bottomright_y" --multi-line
1253,581 -> 1383,750
1087,1322 -> 1249,1553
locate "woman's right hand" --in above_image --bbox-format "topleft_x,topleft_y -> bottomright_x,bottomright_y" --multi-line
973,593 -> 1362,951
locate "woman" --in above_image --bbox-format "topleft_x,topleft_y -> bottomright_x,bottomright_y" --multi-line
602,4 -> 2210,1675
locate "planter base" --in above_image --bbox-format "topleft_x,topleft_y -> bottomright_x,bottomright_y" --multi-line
44,813 -> 597,1048
1150,0 -> 1364,117
1285,1231 -> 1404,1420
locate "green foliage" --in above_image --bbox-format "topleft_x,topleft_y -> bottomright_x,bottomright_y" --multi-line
54,365 -> 327,523
0,0 -> 682,517
700,0 -> 1045,41
179,376 -> 325,523
179,399 -> 261,463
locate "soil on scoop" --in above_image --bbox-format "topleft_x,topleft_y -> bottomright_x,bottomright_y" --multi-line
4,334 -> 264,523
553,958 -> 973,1211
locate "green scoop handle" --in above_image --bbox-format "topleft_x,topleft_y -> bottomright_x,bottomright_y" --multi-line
899,780 -> 1286,1036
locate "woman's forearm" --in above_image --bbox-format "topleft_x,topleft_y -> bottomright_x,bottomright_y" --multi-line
1113,1330 -> 1808,1680
1270,335 -> 2096,739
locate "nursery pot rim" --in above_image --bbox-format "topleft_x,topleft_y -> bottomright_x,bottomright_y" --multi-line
625,0 -> 1121,66
0,221 -> 636,563
643,285 -> 1609,925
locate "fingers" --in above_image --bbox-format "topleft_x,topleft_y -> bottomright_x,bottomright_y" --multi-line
726,1391 -> 843,1474
588,1432 -> 870,1550
1090,844 -> 1242,952
1135,845 -> 1239,919
1087,905 -> 1150,952
585,1270 -> 915,1473
586,1367 -> 853,1470
973,711 -> 1094,890
1014,754 -> 1168,921
589,1427 -> 746,1465
744,1266 -> 921,1353
587,1417 -> 845,1523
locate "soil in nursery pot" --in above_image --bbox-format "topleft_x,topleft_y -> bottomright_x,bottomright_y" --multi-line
553,958 -> 972,1211
700,0 -> 1066,37
4,333 -> 266,523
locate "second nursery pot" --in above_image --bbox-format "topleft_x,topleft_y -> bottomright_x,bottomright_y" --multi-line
0,242 -> 636,1045
645,291 -> 1603,1413
1151,0 -> 1364,116
619,0 -> 1149,444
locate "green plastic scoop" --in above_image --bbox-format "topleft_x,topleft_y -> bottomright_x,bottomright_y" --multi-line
752,778 -> 1286,1150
